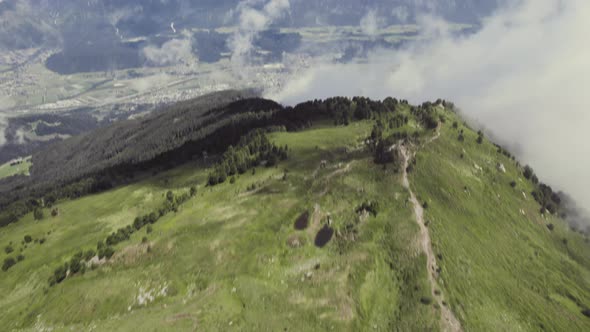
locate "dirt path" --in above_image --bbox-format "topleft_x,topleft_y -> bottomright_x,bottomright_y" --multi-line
399,133 -> 462,332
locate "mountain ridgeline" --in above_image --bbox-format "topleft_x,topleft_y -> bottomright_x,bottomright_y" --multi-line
0,91 -> 589,331
0,91 -> 580,231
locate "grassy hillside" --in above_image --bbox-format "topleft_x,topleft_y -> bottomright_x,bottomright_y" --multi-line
0,105 -> 588,331
411,110 -> 590,331
0,157 -> 31,180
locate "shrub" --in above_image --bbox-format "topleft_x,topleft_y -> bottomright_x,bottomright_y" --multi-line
142,237 -> 148,244
103,246 -> 115,259
146,225 -> 153,234
69,257 -> 82,275
166,191 -> 175,202
53,265 -> 67,283
133,217 -> 144,230
24,235 -> 32,243
230,176 -> 236,184
452,121 -> 458,129
84,249 -> 96,261
51,208 -> 59,217
546,224 -> 555,231
2,257 -> 16,271
523,165 -> 534,180
34,208 -> 44,220
582,309 -> 590,318
476,136 -> 483,144
355,201 -> 380,217
17,254 -> 24,262
458,133 -> 465,142
423,201 -> 429,209
420,297 -> 433,305
510,181 -> 517,188
39,238 -> 46,244
4,245 -> 13,254
190,186 -> 197,197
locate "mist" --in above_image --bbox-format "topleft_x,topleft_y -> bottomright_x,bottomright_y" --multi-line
269,0 -> 590,213
228,0 -> 290,78
143,38 -> 194,66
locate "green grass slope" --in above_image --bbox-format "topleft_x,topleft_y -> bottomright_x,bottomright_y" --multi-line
0,121 -> 440,331
411,111 -> 590,331
0,106 -> 589,331
0,157 -> 31,180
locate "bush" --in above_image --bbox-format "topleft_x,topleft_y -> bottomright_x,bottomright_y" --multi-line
166,191 -> 175,202
39,238 -> 46,244
17,254 -> 25,262
24,235 -> 32,243
582,309 -> 590,318
420,297 -> 433,305
84,249 -> 96,261
2,257 -> 16,271
4,245 -> 13,254
523,165 -> 534,180
102,246 -> 115,259
146,225 -> 153,234
53,265 -> 67,284
510,181 -> 517,188
190,186 -> 197,197
142,237 -> 148,244
476,136 -> 483,144
34,208 -> 44,220
69,257 -> 82,275
51,208 -> 59,217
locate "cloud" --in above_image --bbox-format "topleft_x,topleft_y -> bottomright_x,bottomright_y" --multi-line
228,0 -> 290,78
270,0 -> 590,212
0,114 -> 7,147
142,38 -> 194,66
360,9 -> 385,37
391,6 -> 410,23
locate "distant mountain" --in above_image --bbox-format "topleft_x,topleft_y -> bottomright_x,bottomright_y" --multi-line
0,0 -> 500,51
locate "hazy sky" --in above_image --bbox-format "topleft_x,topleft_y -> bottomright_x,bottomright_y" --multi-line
270,0 -> 590,210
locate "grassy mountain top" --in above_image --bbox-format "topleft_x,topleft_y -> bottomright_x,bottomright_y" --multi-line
0,98 -> 588,331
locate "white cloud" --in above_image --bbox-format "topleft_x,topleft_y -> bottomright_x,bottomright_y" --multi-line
270,0 -> 590,209
228,0 -> 290,78
360,9 -> 384,37
142,38 -> 194,66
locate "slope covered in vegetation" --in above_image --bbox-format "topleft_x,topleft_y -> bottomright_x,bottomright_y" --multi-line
0,96 -> 588,331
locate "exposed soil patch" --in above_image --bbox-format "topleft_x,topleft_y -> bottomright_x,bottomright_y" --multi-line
400,129 -> 462,332
287,234 -> 305,248
315,225 -> 334,248
294,211 -> 310,230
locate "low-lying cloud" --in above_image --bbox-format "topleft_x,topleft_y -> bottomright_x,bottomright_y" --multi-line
228,0 -> 290,78
270,0 -> 590,213
143,38 -> 194,66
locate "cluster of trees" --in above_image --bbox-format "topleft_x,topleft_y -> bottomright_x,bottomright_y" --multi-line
495,144 -> 515,160
370,121 -> 405,167
355,201 -> 380,217
0,93 -> 440,230
208,130 -> 287,186
2,257 -> 19,271
522,165 -> 562,214
476,130 -> 484,144
49,186 -> 196,286
411,102 -> 441,129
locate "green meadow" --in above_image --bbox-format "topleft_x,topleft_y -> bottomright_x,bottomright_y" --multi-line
0,108 -> 589,331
